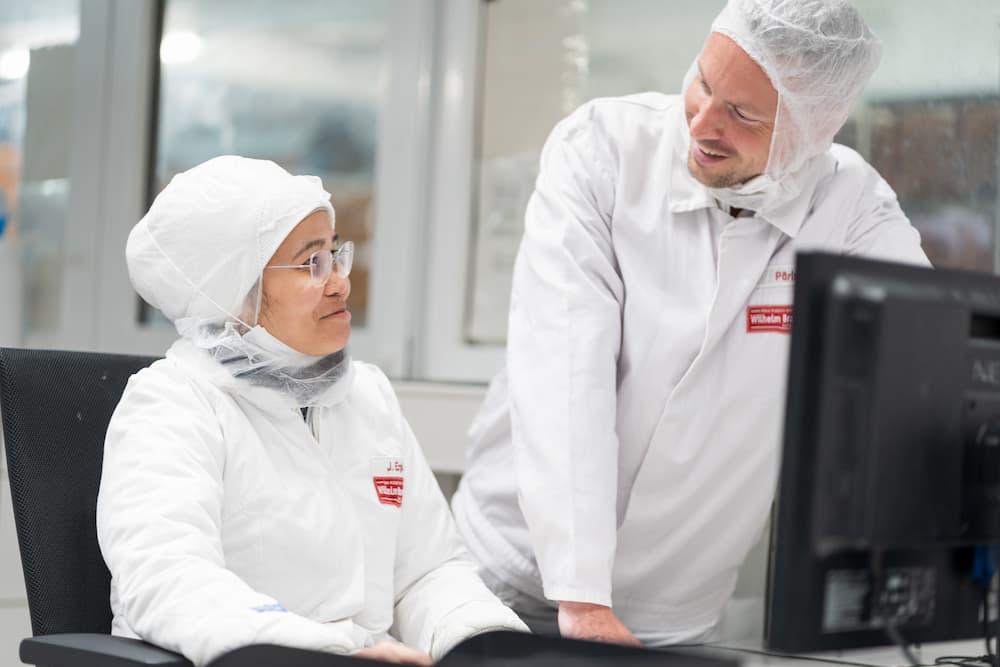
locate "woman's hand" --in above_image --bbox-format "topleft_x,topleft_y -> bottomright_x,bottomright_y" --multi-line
355,641 -> 433,665
558,601 -> 641,645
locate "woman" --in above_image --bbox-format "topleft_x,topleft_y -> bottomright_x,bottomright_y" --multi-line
96,156 -> 527,666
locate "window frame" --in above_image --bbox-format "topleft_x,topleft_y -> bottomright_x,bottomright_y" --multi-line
417,0 -> 507,383
21,0 -> 117,352
74,0 -> 438,379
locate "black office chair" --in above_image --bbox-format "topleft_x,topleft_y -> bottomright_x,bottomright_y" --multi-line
0,347 -> 187,667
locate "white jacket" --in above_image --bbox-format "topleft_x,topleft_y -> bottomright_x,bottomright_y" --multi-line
97,338 -> 526,666
451,93 -> 930,643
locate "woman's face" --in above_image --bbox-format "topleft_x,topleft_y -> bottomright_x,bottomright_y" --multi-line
258,210 -> 351,356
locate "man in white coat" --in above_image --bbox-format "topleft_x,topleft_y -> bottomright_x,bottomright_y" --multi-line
451,0 -> 931,646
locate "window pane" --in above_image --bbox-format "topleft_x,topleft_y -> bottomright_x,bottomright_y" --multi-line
147,0 -> 388,328
466,0 -> 1000,344
0,0 -> 80,345
838,1 -> 1000,273
466,0 -> 720,344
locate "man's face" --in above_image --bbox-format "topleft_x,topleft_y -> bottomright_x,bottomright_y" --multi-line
684,33 -> 778,188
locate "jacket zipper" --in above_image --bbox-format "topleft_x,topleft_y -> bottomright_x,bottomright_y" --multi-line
305,407 -> 323,446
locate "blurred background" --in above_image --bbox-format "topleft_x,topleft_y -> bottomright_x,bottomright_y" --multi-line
1,0 -> 997,371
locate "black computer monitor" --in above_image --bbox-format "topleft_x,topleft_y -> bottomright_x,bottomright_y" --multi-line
766,251 -> 1000,653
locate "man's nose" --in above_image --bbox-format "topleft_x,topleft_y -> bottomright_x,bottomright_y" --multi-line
689,101 -> 724,140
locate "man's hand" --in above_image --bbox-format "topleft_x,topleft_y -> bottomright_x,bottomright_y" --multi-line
558,601 -> 641,645
355,641 -> 433,665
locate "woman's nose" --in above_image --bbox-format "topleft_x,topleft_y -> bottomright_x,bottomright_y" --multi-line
324,271 -> 350,299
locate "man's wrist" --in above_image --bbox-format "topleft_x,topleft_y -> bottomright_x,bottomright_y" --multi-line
559,601 -> 612,613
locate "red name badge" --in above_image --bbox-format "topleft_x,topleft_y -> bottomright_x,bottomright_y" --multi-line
372,477 -> 403,507
747,305 -> 793,333
371,458 -> 404,507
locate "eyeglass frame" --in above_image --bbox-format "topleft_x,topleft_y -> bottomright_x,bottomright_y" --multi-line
265,240 -> 354,286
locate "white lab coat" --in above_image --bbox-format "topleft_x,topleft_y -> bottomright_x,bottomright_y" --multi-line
451,93 -> 930,643
97,338 -> 526,666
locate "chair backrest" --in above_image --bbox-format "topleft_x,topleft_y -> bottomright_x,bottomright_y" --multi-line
0,348 -> 158,636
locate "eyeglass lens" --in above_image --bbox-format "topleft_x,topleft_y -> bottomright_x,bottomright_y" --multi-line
308,242 -> 354,284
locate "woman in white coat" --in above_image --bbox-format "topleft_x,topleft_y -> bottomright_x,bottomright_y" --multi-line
96,156 -> 526,666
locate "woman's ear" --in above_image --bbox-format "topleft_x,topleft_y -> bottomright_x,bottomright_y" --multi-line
239,279 -> 265,326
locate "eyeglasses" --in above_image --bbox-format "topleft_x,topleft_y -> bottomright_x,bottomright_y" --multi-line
266,241 -> 354,286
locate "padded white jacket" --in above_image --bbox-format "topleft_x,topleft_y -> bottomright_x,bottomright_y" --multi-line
97,338 -> 525,666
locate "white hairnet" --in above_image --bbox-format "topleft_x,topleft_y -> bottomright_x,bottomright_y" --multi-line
127,155 -> 350,405
128,155 -> 335,335
709,0 -> 881,179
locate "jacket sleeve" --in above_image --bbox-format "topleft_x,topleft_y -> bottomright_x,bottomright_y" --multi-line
367,369 -> 527,661
96,367 -> 369,667
843,158 -> 931,267
506,105 -> 622,606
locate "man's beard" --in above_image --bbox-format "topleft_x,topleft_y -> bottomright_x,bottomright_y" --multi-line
687,151 -> 752,188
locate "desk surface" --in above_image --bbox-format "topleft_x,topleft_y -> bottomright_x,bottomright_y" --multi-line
701,637 -> 989,667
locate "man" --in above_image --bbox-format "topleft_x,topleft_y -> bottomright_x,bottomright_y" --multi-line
451,0 -> 930,647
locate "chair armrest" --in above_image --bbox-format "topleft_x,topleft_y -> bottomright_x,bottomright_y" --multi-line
20,633 -> 192,667
206,644 -> 384,667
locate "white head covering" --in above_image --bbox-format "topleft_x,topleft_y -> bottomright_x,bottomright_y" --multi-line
685,0 -> 881,212
127,155 -> 351,405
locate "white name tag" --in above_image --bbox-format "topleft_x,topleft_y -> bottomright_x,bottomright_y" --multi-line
371,457 -> 404,507
371,457 -> 404,475
758,265 -> 795,288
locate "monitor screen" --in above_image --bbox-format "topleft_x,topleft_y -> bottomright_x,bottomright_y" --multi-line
765,251 -> 1000,653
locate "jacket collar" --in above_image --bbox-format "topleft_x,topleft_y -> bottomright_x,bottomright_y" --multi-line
166,337 -> 355,411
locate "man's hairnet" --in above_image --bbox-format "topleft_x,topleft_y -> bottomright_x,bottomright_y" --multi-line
709,0 -> 881,179
127,155 -> 335,342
